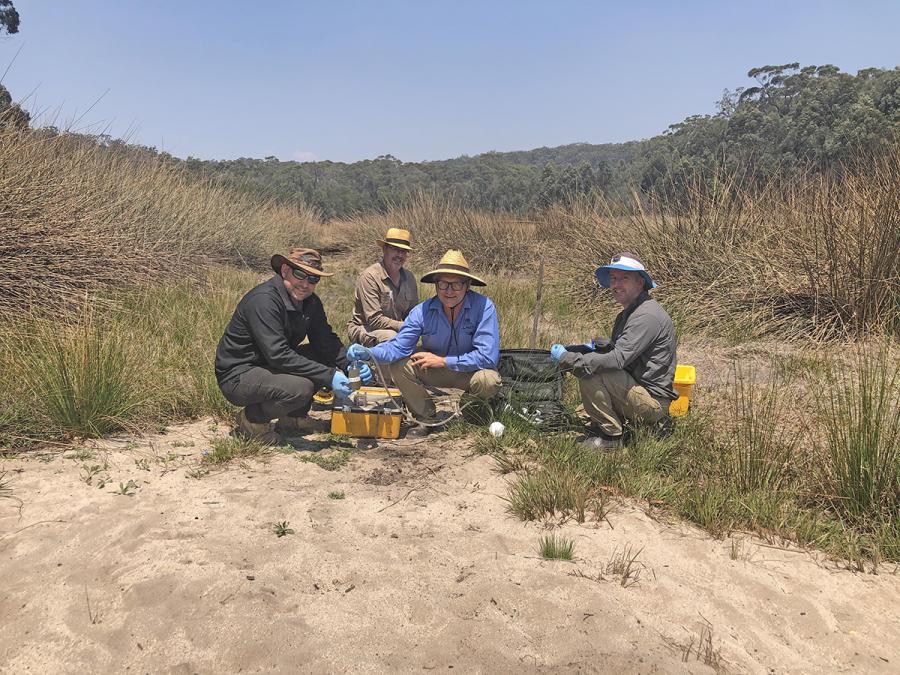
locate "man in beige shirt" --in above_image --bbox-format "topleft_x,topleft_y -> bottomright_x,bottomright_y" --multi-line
347,228 -> 419,347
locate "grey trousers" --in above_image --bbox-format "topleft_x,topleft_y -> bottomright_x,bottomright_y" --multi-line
219,367 -> 316,423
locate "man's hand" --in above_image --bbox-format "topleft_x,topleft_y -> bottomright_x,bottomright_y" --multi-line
358,363 -> 373,385
549,343 -> 568,363
409,352 -> 447,369
331,371 -> 352,398
347,343 -> 372,361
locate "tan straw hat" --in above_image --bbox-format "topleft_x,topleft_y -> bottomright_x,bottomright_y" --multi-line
270,247 -> 334,277
419,249 -> 486,287
376,227 -> 413,251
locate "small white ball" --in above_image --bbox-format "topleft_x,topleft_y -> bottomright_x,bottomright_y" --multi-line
489,421 -> 505,438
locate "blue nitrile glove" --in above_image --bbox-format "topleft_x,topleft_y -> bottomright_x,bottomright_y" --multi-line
358,362 -> 373,385
549,343 -> 568,363
331,370 -> 352,399
583,339 -> 595,350
346,343 -> 372,361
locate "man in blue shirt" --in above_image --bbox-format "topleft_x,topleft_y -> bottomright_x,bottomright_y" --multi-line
347,249 -> 501,437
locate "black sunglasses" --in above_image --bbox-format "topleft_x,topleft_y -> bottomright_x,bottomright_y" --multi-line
291,268 -> 321,284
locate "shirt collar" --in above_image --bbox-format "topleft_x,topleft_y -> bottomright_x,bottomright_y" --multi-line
273,274 -> 300,311
379,261 -> 407,285
425,290 -> 473,314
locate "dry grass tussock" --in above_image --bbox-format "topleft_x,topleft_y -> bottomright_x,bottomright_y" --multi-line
545,149 -> 900,339
0,127 -> 324,317
346,192 -> 546,272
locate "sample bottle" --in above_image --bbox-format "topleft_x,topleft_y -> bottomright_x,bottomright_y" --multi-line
348,362 -> 362,391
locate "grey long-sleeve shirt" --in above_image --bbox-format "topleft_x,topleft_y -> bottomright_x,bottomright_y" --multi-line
558,292 -> 678,400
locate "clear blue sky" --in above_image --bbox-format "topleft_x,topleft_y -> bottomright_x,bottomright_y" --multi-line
2,1 -> 898,163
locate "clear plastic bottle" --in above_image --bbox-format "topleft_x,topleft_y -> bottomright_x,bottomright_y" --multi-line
348,361 -> 362,391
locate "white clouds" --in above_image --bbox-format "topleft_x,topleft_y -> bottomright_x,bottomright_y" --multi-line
292,150 -> 319,162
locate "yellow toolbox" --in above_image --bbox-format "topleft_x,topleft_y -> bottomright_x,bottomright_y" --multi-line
330,386 -> 404,439
668,364 -> 696,417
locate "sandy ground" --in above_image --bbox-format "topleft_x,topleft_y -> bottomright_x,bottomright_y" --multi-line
1,413 -> 899,674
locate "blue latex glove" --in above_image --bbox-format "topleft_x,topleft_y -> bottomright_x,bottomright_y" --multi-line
358,362 -> 373,385
331,370 -> 352,399
347,344 -> 372,361
549,343 -> 568,363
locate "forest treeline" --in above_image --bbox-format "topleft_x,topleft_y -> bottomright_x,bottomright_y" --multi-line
3,63 -> 897,218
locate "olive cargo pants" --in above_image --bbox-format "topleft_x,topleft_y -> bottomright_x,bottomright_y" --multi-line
578,368 -> 669,437
389,358 -> 502,421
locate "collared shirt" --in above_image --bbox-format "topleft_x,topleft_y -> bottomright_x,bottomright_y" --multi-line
369,291 -> 500,372
347,261 -> 419,334
215,275 -> 346,389
558,291 -> 677,400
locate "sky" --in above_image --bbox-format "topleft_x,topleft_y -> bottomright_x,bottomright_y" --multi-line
2,1 -> 898,163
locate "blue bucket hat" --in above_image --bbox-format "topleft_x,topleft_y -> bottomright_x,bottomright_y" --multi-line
594,252 -> 656,289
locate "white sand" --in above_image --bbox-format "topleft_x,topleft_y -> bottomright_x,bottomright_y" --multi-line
1,415 -> 898,673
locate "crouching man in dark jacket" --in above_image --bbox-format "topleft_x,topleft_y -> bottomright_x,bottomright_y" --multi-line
215,248 -> 370,444
550,253 -> 677,450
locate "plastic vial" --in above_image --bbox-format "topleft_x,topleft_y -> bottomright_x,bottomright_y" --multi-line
348,362 -> 362,391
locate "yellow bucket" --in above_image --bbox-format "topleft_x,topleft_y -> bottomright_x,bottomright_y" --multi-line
668,364 -> 696,417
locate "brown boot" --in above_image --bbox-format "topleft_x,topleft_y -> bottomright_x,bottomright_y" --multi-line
233,409 -> 283,446
275,415 -> 328,435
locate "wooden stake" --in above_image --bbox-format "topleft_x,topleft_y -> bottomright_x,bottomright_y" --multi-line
530,253 -> 545,349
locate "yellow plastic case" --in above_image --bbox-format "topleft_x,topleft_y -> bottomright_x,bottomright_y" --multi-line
330,386 -> 404,439
668,364 -> 696,417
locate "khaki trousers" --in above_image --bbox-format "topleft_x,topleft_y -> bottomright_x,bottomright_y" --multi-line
579,369 -> 667,437
347,325 -> 398,347
389,358 -> 502,421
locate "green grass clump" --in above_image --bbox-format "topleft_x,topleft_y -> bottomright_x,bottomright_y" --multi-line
814,349 -> 899,526
298,450 -> 351,471
203,436 -> 272,465
506,464 -> 591,523
328,490 -> 346,499
538,533 -> 575,560
21,315 -> 145,438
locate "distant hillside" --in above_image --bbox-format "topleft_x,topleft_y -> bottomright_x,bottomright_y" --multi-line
172,64 -> 898,217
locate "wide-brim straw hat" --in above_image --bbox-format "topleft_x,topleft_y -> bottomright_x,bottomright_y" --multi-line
376,227 -> 413,251
594,252 -> 656,289
420,249 -> 487,287
270,247 -> 334,277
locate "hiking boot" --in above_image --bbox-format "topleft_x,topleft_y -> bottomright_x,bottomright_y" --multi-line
233,409 -> 283,446
656,415 -> 676,438
577,432 -> 622,451
275,415 -> 328,435
404,423 -> 431,439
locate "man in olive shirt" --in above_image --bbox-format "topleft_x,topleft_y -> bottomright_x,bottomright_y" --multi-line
347,228 -> 419,347
550,253 -> 677,450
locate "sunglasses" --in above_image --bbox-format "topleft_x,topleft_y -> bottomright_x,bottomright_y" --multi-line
436,280 -> 467,291
291,268 -> 321,284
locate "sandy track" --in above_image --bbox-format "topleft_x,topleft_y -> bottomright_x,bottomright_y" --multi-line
1,417 -> 898,673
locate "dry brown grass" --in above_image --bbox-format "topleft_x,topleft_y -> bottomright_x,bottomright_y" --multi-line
0,128 -> 325,317
544,149 -> 900,340
346,192 -> 545,272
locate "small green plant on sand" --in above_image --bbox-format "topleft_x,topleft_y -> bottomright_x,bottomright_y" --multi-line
538,533 -> 575,561
203,436 -> 272,465
328,490 -> 346,499
298,450 -> 350,471
605,544 -> 646,587
273,521 -> 294,537
171,440 -> 195,448
135,458 -> 151,471
116,479 -> 138,496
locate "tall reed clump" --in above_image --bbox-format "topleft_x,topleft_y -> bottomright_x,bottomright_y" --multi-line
347,192 -> 544,273
17,311 -> 146,438
813,348 -> 899,528
546,145 -> 900,340
0,127 -> 323,319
